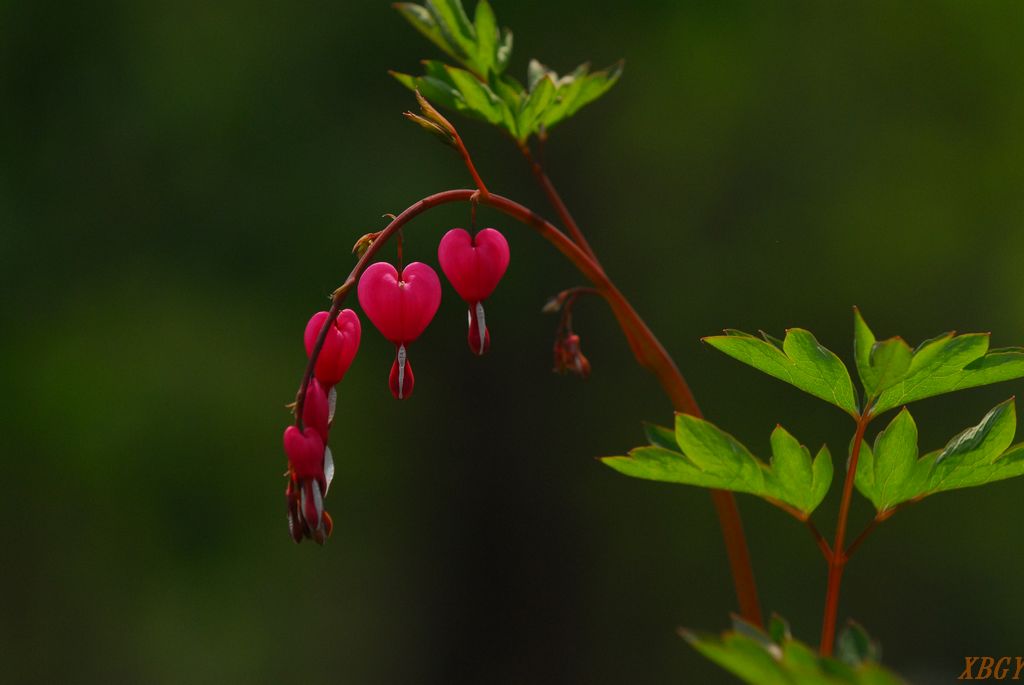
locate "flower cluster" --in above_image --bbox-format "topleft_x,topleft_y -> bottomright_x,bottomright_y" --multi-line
283,225 -> 510,542
284,309 -> 361,543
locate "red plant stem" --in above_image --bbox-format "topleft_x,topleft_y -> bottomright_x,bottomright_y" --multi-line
820,413 -> 871,656
519,143 -> 601,266
844,517 -> 880,560
294,187 -> 762,627
806,520 -> 832,561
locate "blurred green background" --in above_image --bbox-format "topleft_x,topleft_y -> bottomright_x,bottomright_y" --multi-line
3,1 -> 1024,683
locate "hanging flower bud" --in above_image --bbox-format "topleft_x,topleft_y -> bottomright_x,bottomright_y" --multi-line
357,261 -> 441,399
304,309 -> 361,388
553,333 -> 592,379
437,228 -> 510,355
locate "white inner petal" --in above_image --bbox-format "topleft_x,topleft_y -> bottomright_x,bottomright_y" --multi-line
397,344 -> 407,399
323,446 -> 335,495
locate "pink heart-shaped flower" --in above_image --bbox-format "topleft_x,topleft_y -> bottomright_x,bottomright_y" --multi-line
283,425 -> 325,481
304,309 -> 361,387
437,228 -> 510,304
301,378 -> 330,443
357,261 -> 441,344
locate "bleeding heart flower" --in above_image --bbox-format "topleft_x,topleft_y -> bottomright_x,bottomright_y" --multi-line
304,309 -> 361,388
302,378 -> 330,443
283,424 -> 335,545
437,228 -> 510,355
357,261 -> 441,399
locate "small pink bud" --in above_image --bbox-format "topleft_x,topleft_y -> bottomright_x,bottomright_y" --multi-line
438,228 -> 510,354
303,309 -> 361,387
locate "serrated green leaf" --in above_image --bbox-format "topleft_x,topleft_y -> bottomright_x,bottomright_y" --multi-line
603,415 -> 832,519
705,328 -> 860,417
394,3 -> 463,63
565,60 -> 623,117
443,63 -> 509,126
539,63 -> 589,129
426,0 -> 476,60
855,399 -> 1024,515
869,326 -> 1024,415
517,74 -> 556,142
473,0 -> 498,75
853,309 -> 912,401
928,399 -> 1018,493
684,622 -> 906,685
643,422 -> 678,451
489,72 -> 524,113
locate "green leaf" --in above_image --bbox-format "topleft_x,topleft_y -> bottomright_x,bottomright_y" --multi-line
442,63 -> 510,126
603,415 -> 833,520
855,399 -> 1024,515
473,0 -> 498,75
928,398 -> 1019,493
517,74 -> 556,142
865,324 -> 1024,415
489,72 -> 524,112
565,60 -> 623,117
526,59 -> 550,92
837,622 -> 881,668
496,27 -> 513,72
642,422 -> 678,451
426,0 -> 477,60
704,328 -> 860,417
853,309 -> 912,402
394,3 -> 463,63
684,621 -> 906,685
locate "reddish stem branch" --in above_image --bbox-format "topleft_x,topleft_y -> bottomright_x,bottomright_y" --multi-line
844,518 -> 880,560
820,414 -> 871,656
806,520 -> 833,561
519,143 -> 601,267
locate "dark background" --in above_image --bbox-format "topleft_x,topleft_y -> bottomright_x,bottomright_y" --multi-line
3,1 -> 1024,683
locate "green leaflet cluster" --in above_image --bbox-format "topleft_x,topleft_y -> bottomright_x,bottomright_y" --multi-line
855,400 -> 1024,516
605,309 -> 1024,521
685,617 -> 905,685
392,0 -> 622,143
604,415 -> 833,521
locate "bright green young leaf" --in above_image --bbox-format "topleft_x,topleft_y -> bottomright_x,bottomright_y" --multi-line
394,3 -> 466,63
425,0 -> 477,61
855,399 -> 1024,515
853,308 -> 912,402
603,415 -> 833,520
517,75 -> 556,142
563,59 -> 623,118
473,0 -> 498,75
852,311 -> 1024,415
837,622 -> 881,669
683,621 -> 905,685
704,328 -> 860,417
394,0 -> 622,142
